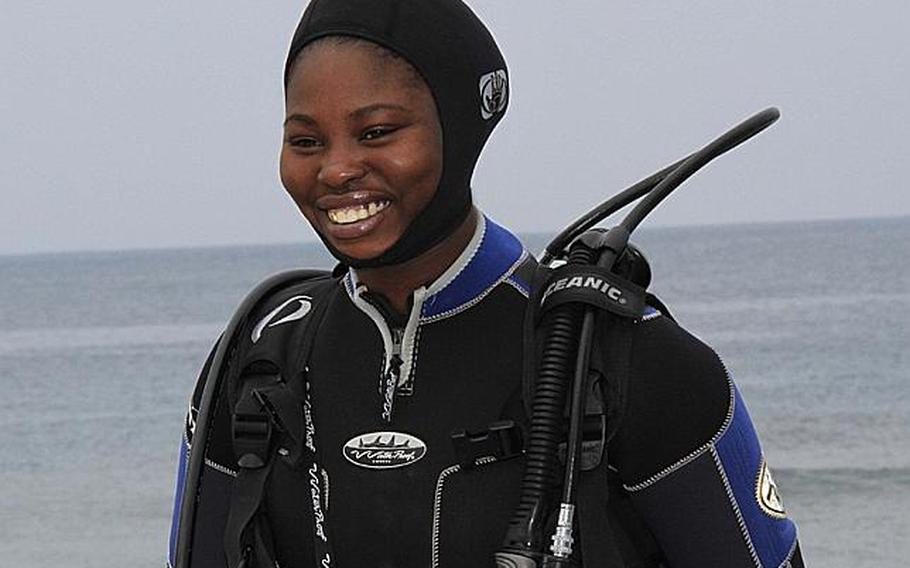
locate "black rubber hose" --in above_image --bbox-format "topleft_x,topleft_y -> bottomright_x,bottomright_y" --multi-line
540,156 -> 688,265
499,244 -> 596,554
620,108 -> 779,234
542,107 -> 780,264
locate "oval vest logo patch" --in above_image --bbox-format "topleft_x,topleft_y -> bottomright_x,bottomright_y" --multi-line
343,431 -> 427,470
756,458 -> 787,519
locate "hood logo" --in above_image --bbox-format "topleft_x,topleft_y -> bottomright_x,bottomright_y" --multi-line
479,69 -> 508,119
343,431 -> 427,470
251,295 -> 313,343
756,459 -> 787,519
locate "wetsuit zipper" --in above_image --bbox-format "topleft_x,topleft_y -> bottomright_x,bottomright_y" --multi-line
350,284 -> 428,423
381,328 -> 405,423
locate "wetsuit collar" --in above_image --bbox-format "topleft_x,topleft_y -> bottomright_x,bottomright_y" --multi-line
344,212 -> 526,322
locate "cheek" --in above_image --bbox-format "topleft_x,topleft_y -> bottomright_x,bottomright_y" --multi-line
279,153 -> 315,208
392,140 -> 443,200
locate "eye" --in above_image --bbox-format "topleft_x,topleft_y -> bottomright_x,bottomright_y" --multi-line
287,135 -> 322,150
361,126 -> 397,142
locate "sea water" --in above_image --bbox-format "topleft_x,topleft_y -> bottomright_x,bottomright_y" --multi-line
0,217 -> 907,567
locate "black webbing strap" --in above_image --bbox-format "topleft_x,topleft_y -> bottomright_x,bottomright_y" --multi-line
224,465 -> 272,568
578,464 -> 626,567
578,313 -> 635,566
290,280 -> 338,568
222,276 -> 339,568
579,467 -> 667,568
224,373 -> 285,568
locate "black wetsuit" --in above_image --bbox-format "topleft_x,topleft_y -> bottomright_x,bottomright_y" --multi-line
168,216 -> 803,567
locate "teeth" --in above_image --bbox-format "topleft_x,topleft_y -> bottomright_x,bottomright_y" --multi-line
327,201 -> 389,225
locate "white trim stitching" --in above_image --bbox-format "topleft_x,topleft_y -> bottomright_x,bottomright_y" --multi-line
710,446 -> 762,568
777,527 -> 800,568
425,213 -> 487,296
398,287 -> 427,390
350,284 -> 396,381
322,468 -> 330,512
777,530 -> 800,568
431,456 -> 498,567
623,360 -> 737,492
504,275 -> 530,298
204,458 -> 238,478
422,250 -> 529,324
401,322 -> 423,396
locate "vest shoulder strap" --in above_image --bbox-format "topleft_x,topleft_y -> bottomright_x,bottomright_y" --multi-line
222,271 -> 340,568
176,269 -> 339,568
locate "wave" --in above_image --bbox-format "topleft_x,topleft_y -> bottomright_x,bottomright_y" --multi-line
0,323 -> 221,354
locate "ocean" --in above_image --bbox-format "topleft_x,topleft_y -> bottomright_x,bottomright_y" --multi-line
1,217 -> 907,567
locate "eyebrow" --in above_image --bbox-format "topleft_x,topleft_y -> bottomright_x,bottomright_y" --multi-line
283,103 -> 410,127
283,113 -> 317,127
350,103 -> 409,120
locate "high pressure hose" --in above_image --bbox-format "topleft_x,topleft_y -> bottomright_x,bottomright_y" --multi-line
498,243 -> 598,564
496,108 -> 780,567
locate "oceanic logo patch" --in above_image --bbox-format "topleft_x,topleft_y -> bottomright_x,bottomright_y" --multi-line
343,431 -> 427,470
479,69 -> 508,119
756,458 -> 787,518
251,295 -> 313,343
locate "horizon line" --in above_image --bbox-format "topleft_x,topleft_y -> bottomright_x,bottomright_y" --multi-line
3,213 -> 906,260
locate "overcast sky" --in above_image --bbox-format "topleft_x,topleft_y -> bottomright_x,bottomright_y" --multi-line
2,1 -> 908,255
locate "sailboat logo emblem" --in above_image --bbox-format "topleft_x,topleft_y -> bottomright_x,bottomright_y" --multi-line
343,431 -> 427,469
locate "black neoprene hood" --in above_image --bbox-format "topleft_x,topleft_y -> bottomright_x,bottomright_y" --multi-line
285,0 -> 509,268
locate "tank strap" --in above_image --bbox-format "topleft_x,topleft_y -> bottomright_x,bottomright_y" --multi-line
577,465 -> 626,567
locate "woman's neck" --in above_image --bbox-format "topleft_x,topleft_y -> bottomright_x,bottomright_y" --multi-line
355,209 -> 478,317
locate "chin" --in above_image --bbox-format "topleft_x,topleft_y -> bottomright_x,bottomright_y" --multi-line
327,236 -> 395,263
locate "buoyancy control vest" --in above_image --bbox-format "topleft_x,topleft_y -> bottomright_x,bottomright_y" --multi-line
172,260 -> 666,568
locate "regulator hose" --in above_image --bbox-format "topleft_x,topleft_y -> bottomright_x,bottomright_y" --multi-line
541,107 -> 780,264
496,107 -> 780,567
496,242 -> 596,565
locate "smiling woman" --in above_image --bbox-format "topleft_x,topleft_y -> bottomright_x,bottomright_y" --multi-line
167,1 -> 804,567
280,38 -> 447,273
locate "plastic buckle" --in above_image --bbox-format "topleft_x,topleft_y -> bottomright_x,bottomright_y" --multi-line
579,413 -> 606,471
451,420 -> 524,470
232,390 -> 274,470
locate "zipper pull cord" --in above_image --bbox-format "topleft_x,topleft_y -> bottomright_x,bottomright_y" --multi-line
381,354 -> 403,423
381,327 -> 404,423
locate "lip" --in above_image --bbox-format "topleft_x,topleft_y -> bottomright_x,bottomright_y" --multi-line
315,190 -> 393,212
319,206 -> 388,240
315,190 -> 394,241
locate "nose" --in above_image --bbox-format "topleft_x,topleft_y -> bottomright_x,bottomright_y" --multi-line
317,145 -> 367,190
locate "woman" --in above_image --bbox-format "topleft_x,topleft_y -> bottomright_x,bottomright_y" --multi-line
169,1 -> 804,567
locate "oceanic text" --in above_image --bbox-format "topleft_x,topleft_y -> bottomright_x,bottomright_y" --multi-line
541,275 -> 628,305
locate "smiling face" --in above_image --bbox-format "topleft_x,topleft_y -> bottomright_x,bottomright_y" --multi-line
280,39 -> 443,261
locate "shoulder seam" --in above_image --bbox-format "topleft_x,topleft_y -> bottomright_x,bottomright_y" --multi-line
504,275 -> 530,298
422,249 -> 529,323
710,445 -> 763,568
778,530 -> 800,568
623,355 -> 736,492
